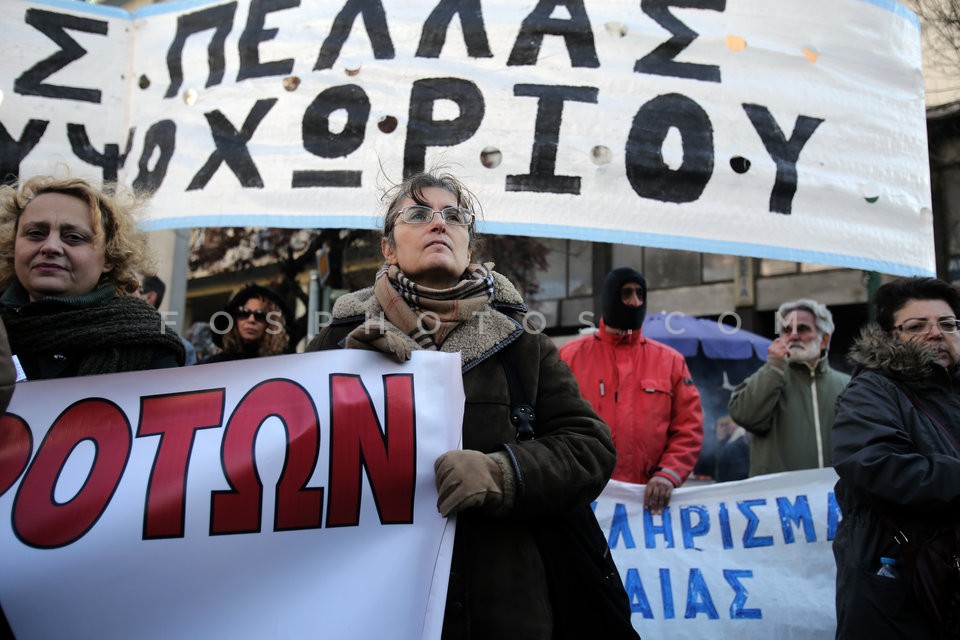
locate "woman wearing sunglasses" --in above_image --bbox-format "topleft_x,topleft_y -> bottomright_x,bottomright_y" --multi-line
203,283 -> 291,364
0,175 -> 184,380
307,171 -> 623,639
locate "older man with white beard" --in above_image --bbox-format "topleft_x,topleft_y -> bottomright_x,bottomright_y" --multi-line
728,299 -> 851,477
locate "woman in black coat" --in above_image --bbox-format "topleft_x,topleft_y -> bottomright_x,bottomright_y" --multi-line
0,175 -> 184,380
832,276 -> 960,639
203,283 -> 292,364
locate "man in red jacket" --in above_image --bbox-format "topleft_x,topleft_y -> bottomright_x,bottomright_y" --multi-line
560,267 -> 703,514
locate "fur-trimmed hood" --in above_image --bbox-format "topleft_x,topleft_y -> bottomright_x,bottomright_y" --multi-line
847,324 -> 946,380
327,270 -> 527,371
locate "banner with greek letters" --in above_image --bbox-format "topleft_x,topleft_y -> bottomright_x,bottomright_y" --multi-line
0,349 -> 844,638
596,469 -> 840,638
0,350 -> 462,640
1,0 -> 932,276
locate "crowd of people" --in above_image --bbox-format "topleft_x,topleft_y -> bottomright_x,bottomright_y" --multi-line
1,169 -> 958,638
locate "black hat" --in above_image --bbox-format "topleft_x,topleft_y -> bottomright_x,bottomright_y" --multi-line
601,267 -> 647,331
211,283 -> 292,348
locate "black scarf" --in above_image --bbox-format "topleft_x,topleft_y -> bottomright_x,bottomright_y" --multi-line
0,284 -> 185,376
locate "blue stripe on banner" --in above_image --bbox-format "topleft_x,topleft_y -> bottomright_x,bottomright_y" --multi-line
474,221 -> 933,277
857,0 -> 921,28
25,0 -> 924,28
143,215 -> 934,278
132,0 -> 223,18
24,0 -> 131,18
19,0 -> 220,19
140,214 -> 382,232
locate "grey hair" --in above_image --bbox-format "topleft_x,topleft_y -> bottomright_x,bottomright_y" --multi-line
775,299 -> 835,335
380,171 -> 481,252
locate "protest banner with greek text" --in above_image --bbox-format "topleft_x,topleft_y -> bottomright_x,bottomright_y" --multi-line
597,469 -> 840,638
0,350 -> 462,640
1,0 -> 933,275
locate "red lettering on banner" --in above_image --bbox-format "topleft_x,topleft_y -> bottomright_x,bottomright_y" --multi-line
0,414 -> 32,497
13,399 -> 131,549
210,379 -> 323,535
327,374 -> 416,527
137,390 -> 226,539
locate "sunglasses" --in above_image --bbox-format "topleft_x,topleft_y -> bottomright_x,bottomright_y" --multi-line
235,307 -> 268,322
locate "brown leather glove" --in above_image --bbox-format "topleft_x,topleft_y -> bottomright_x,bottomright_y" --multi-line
434,450 -> 504,517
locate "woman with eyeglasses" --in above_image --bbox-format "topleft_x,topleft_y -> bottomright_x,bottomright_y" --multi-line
307,171 -> 625,639
203,283 -> 291,364
833,276 -> 960,639
0,175 -> 184,381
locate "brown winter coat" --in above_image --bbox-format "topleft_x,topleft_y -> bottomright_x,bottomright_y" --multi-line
0,319 -> 16,413
307,271 -> 616,639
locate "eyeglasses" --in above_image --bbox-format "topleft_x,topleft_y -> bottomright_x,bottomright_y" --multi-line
394,205 -> 474,227
779,323 -> 817,337
235,307 -> 268,322
894,318 -> 960,335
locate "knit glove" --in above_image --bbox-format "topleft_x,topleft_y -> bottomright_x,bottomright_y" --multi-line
434,450 -> 504,517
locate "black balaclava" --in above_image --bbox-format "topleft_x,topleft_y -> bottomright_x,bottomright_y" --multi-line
601,267 -> 647,331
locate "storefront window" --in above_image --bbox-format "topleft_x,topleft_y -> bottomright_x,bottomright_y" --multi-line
800,262 -> 840,273
611,244 -> 643,272
760,259 -> 798,276
530,239 -> 593,300
644,248 -> 700,287
703,253 -> 734,282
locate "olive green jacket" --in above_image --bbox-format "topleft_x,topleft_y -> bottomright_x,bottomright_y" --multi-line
728,357 -> 850,476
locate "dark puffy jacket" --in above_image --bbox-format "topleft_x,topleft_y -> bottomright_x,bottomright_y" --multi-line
0,319 -> 15,413
832,326 -> 960,639
307,272 -> 616,639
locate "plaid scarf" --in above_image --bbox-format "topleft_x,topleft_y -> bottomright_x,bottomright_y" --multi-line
346,262 -> 495,362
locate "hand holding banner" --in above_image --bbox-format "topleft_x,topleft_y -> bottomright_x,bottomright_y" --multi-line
0,350 -> 462,639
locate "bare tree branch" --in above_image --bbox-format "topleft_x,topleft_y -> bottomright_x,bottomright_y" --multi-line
908,0 -> 960,78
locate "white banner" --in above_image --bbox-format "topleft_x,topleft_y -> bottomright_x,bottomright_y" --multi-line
597,468 -> 840,639
0,0 -> 932,276
0,350 -> 843,638
0,350 -> 463,640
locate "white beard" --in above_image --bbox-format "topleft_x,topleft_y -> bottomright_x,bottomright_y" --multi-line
786,339 -> 821,364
